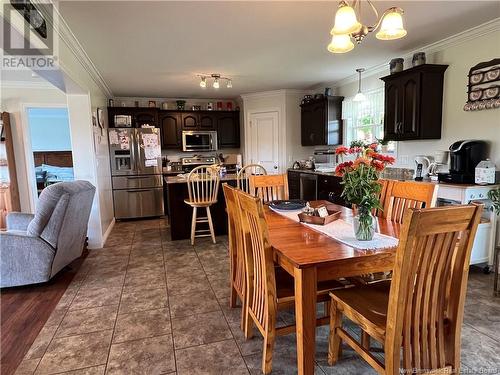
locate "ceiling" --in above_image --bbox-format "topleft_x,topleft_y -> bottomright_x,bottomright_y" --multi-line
58,1 -> 500,99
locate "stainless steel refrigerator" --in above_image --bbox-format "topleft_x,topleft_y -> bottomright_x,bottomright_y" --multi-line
108,127 -> 164,219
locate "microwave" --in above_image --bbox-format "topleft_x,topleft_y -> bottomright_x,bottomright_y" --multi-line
182,131 -> 218,152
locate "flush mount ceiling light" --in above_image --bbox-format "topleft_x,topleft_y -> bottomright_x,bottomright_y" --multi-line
327,0 -> 407,54
197,74 -> 232,89
353,68 -> 366,102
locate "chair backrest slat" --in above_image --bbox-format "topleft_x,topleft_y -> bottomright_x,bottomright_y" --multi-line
384,181 -> 438,223
237,164 -> 267,195
222,184 -> 246,299
385,204 -> 482,374
236,189 -> 277,332
186,165 -> 220,204
249,174 -> 289,204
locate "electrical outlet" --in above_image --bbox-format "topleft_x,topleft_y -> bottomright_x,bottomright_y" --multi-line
399,155 -> 409,165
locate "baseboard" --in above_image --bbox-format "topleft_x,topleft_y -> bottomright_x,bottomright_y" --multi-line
87,219 -> 115,249
101,218 -> 116,247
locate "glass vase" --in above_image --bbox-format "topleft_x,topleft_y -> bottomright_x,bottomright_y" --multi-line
353,208 -> 376,241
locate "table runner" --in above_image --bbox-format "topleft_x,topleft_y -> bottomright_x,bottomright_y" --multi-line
270,208 -> 399,250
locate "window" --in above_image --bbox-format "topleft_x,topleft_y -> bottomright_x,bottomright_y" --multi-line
342,88 -> 396,153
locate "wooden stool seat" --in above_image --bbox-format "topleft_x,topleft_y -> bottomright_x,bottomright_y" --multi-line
184,199 -> 217,208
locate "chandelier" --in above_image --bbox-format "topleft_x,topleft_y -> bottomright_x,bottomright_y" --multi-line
327,0 -> 407,54
197,74 -> 232,89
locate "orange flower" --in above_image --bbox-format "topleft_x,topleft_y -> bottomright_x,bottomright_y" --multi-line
353,157 -> 371,168
335,146 -> 349,155
335,161 -> 353,176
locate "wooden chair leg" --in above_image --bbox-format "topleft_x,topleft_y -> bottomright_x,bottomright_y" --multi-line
206,206 -> 216,244
240,298 -> 247,331
190,206 -> 197,245
230,285 -> 238,308
328,300 -> 342,366
361,331 -> 371,350
262,329 -> 276,374
244,307 -> 254,339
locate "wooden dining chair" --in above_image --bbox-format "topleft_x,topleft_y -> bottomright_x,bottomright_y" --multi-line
236,189 -> 348,374
249,174 -> 289,203
184,165 -> 220,245
222,183 -> 247,330
237,164 -> 267,195
328,203 -> 482,375
384,180 -> 438,223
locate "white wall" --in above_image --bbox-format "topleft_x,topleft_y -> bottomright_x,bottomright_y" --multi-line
326,29 -> 500,169
27,107 -> 72,152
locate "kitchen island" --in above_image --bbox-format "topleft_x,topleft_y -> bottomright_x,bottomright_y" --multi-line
165,174 -> 237,240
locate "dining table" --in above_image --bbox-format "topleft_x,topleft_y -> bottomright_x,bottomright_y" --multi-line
264,201 -> 401,375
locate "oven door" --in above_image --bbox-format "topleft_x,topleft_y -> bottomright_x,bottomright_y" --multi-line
182,131 -> 217,152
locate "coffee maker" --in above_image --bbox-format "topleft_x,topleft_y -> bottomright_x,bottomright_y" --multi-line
438,140 -> 487,183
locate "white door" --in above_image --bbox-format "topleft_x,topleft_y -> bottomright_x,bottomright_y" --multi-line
248,111 -> 280,174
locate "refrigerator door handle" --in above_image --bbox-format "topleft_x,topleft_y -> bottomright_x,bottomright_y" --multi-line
131,129 -> 139,174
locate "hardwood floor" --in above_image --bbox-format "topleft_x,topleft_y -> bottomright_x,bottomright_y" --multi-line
0,253 -> 87,375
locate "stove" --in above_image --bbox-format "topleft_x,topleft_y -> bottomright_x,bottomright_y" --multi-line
179,155 -> 217,172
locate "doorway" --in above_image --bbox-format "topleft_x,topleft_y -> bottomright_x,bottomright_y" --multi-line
248,111 -> 280,173
25,107 -> 74,205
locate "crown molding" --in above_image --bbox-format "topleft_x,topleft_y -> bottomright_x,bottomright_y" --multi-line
333,18 -> 500,88
31,0 -> 113,98
240,88 -> 311,100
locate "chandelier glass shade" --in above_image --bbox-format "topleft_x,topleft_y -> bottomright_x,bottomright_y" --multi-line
327,0 -> 407,54
327,34 -> 354,53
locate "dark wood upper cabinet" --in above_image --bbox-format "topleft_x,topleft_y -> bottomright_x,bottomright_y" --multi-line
301,96 -> 343,146
109,107 -> 239,150
181,112 -> 217,130
381,64 -> 448,141
217,112 -> 240,149
159,111 -> 181,149
181,113 -> 198,129
108,107 -> 158,128
199,113 -> 216,130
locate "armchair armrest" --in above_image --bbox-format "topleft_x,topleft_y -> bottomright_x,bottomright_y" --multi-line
0,231 -> 55,287
6,212 -> 34,231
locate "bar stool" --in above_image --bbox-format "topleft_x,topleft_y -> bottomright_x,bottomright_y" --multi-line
236,164 -> 267,195
184,165 -> 220,245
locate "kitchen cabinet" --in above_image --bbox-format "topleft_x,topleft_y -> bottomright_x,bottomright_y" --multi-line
108,107 -> 158,128
381,64 -> 448,141
301,96 -> 343,146
217,112 -> 240,149
288,170 -> 347,207
181,112 -> 217,130
159,111 -> 181,149
288,170 -> 301,199
317,174 -> 347,207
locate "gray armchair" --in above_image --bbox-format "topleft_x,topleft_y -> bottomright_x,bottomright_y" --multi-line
0,181 -> 96,287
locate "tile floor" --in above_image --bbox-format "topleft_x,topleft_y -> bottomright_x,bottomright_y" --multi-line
14,219 -> 500,374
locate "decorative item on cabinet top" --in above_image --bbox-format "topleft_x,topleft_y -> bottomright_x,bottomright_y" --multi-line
464,58 -> 500,112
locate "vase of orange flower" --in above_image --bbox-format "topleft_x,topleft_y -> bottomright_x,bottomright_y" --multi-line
335,143 -> 395,241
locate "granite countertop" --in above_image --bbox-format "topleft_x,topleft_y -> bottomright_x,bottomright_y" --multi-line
287,168 -> 500,189
165,173 -> 238,184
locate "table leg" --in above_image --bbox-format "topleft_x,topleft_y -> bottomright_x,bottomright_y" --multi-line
294,267 -> 317,375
